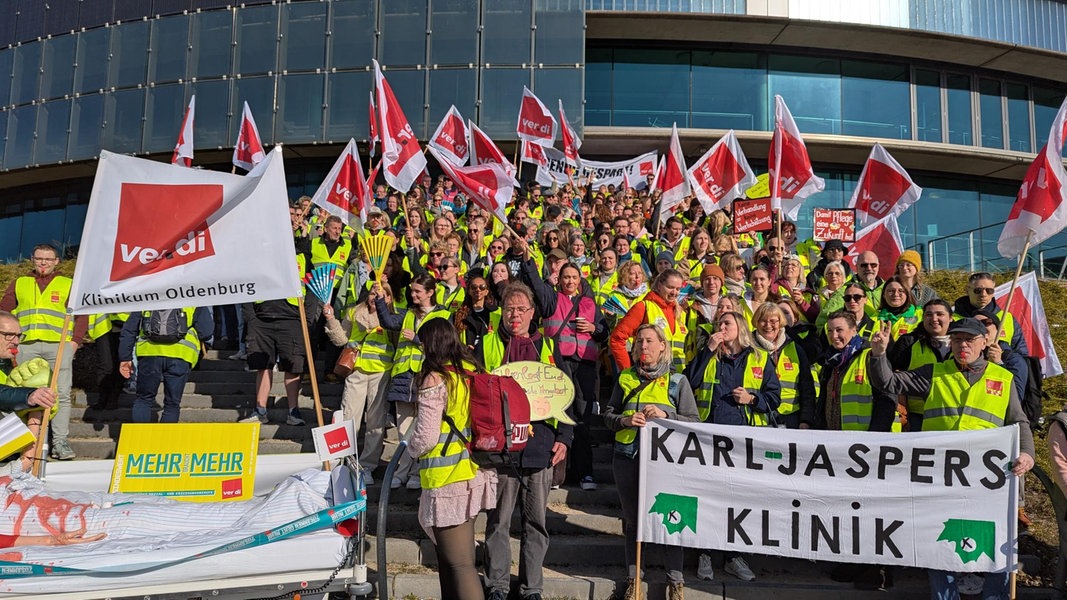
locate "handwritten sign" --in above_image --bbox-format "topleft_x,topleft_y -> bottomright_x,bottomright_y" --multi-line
732,197 -> 773,233
744,172 -> 771,199
813,208 -> 856,242
492,361 -> 576,425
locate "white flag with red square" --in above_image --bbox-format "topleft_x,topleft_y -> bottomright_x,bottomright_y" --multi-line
996,272 -> 1063,377
374,60 -> 426,193
686,129 -> 756,213
232,101 -> 266,172
517,86 -> 557,147
310,139 -> 370,224
848,143 -> 922,227
312,419 -> 359,461
430,147 -> 516,224
429,105 -> 470,166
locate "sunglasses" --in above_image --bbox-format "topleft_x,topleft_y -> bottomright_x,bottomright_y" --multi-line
859,262 -> 878,268
972,287 -> 995,295
471,283 -> 488,291
430,252 -> 444,256
843,294 -> 866,302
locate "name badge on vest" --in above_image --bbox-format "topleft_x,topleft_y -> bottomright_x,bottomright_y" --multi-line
986,380 -> 1003,396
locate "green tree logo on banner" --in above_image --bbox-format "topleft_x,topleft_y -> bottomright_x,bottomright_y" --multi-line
937,519 -> 997,564
649,493 -> 698,535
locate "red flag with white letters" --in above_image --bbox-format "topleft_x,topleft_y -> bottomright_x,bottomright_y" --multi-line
171,96 -> 195,168
846,215 -> 903,281
521,140 -> 548,168
769,95 -> 825,220
310,139 -> 369,224
517,87 -> 557,147
686,129 -> 756,213
848,143 -> 922,227
429,147 -> 517,225
232,101 -> 266,172
468,122 -> 516,179
558,100 -> 582,166
996,272 -> 1063,376
429,105 -> 470,166
374,60 -> 426,193
657,123 -> 691,224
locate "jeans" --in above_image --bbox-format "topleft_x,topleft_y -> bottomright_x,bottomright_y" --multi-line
928,570 -> 1010,600
483,467 -> 553,596
133,356 -> 191,423
17,341 -> 72,442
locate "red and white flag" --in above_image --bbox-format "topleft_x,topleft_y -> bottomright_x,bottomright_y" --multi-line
558,100 -> 582,166
521,140 -> 548,168
996,272 -> 1063,377
998,95 -> 1067,258
309,139 -> 370,224
429,147 -> 516,225
657,123 -> 691,224
373,60 -> 426,193
517,87 -> 557,147
368,91 -> 379,159
769,95 -> 825,220
468,122 -> 516,179
848,143 -> 922,227
428,105 -> 469,166
170,95 -> 195,168
648,156 -> 666,196
686,129 -> 756,213
232,101 -> 266,172
846,215 -> 903,281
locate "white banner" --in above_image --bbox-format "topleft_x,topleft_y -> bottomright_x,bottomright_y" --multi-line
69,148 -> 301,315
638,422 -> 1019,572
537,148 -> 658,189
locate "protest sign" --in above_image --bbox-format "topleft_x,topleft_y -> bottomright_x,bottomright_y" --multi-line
492,361 -> 575,425
312,419 -> 358,461
732,198 -> 773,233
813,208 -> 857,242
638,422 -> 1019,572
537,148 -> 658,189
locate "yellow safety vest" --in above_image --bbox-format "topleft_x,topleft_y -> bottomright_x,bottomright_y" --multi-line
13,276 -> 71,343
695,349 -> 771,424
923,361 -> 1012,432
310,237 -> 352,283
837,348 -> 901,432
419,367 -> 481,489
589,271 -> 619,306
905,341 -> 941,416
615,369 -> 678,445
643,301 -> 687,373
775,342 -> 802,417
0,367 -> 58,419
459,310 -> 501,347
136,308 -> 201,367
390,308 -> 451,377
480,334 -> 554,372
87,314 -> 112,341
435,285 -> 466,313
348,323 -> 395,374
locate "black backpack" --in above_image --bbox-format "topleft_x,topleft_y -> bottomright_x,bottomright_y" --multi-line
1022,356 -> 1049,433
141,309 -> 189,344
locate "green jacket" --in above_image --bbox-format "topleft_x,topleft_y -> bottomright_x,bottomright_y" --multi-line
0,360 -> 35,413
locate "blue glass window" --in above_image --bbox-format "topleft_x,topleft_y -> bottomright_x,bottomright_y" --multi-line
380,69 -> 426,138
75,27 -> 110,94
103,88 -> 145,154
692,50 -> 766,131
945,74 -> 972,145
34,99 -> 71,165
0,109 -> 6,170
1006,83 -> 1031,152
0,50 -> 12,108
192,10 -> 233,79
480,68 -> 530,138
235,5 -> 278,76
329,0 -> 375,70
1034,86 -> 1064,153
535,0 -> 584,66
69,93 -> 104,160
979,182 -> 1022,271
63,203 -> 89,249
41,35 -> 76,101
11,42 -> 41,105
281,3 -> 326,73
914,69 -> 942,143
534,66 -> 583,134
585,48 -> 612,127
0,216 -> 22,262
278,74 -> 324,143
326,71 -> 371,141
768,55 -> 840,135
21,209 -> 65,258
613,49 -> 689,128
428,68 -> 477,135
150,15 -> 191,83
912,176 -> 980,269
143,84 -> 187,153
110,21 -> 150,89
430,0 -> 479,66
483,2 -> 531,66
193,79 -> 231,149
4,105 -> 36,169
381,1 -> 427,67
841,60 -> 909,139
231,76 -> 275,143
979,79 -> 1004,149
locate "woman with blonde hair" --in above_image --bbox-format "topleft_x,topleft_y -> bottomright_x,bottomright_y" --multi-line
751,302 -> 815,429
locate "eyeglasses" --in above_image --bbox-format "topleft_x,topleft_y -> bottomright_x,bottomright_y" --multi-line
32,257 -> 57,263
950,336 -> 984,346
885,287 -> 906,295
443,264 -> 458,271
0,331 -> 22,341
503,306 -> 533,315
843,294 -> 866,302
972,287 -> 995,295
859,262 -> 879,268
430,252 -> 444,257
767,246 -> 783,251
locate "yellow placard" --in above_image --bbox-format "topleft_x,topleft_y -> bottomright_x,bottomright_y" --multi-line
745,172 -> 771,199
110,423 -> 260,502
491,361 -> 576,425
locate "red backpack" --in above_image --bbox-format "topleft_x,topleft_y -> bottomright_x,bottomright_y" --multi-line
443,370 -> 532,466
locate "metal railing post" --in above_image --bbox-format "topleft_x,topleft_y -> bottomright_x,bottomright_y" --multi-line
1041,250 -> 1046,279
927,241 -> 935,271
968,232 -> 976,272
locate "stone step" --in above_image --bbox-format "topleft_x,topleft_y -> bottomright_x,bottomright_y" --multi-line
68,419 -> 324,441
362,481 -> 623,510
76,391 -> 338,411
177,380 -> 343,396
71,406 -> 334,427
366,505 -> 622,537
65,438 -> 310,460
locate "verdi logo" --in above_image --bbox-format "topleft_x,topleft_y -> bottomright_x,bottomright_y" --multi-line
937,519 -> 996,564
649,492 -> 698,535
111,183 -> 221,281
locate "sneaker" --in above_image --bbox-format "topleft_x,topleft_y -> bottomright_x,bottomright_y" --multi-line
286,409 -> 306,426
240,408 -> 269,424
697,552 -> 715,581
390,477 -> 403,490
361,471 -> 374,487
621,578 -> 637,600
51,439 -> 75,461
406,477 -> 421,490
550,483 -> 561,490
229,351 -> 248,361
580,476 -> 598,491
667,581 -> 685,600
725,556 -> 755,582
523,594 -> 542,600
486,591 -> 507,600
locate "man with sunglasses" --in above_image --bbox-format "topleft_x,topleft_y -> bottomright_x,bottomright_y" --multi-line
0,244 -> 86,461
952,272 -> 1028,356
848,251 -> 884,312
0,310 -> 57,472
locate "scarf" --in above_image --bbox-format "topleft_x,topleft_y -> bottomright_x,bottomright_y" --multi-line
754,329 -> 787,352
690,292 -> 718,323
826,335 -> 864,370
634,353 -> 672,381
618,283 -> 649,299
724,277 -> 746,296
878,304 -> 918,322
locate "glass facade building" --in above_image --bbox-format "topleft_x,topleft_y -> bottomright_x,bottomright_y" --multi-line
0,0 -> 1066,271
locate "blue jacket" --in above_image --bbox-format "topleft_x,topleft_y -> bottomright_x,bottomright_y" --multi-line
685,345 -> 781,427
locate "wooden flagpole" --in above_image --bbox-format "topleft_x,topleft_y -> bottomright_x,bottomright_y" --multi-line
634,541 -> 643,600
31,313 -> 72,478
995,230 -> 1032,344
297,296 -> 329,471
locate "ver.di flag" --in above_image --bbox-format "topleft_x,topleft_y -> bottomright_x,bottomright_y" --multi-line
428,105 -> 470,166
309,139 -> 370,225
368,91 -> 379,158
232,101 -> 266,172
468,122 -> 516,179
769,95 -> 825,220
516,86 -> 557,147
68,148 -> 301,315
657,123 -> 691,224
686,129 -> 756,213
848,143 -> 922,227
429,147 -> 516,225
559,99 -> 582,166
998,94 -> 1067,258
374,60 -> 426,193
638,421 -> 1019,572
847,215 -> 904,281
171,95 -> 195,168
996,272 -> 1063,377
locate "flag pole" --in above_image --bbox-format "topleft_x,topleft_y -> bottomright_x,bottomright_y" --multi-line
634,540 -> 643,600
30,313 -> 71,478
296,296 -> 329,471
995,230 -> 1033,344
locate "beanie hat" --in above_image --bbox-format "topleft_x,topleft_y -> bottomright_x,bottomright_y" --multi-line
897,250 -> 922,271
701,263 -> 725,282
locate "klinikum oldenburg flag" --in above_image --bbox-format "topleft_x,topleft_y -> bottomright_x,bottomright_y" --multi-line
637,422 -> 1019,572
68,148 -> 301,315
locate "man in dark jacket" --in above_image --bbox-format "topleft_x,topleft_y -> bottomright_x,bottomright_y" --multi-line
0,311 -> 57,472
953,272 -> 1028,356
475,282 -> 574,600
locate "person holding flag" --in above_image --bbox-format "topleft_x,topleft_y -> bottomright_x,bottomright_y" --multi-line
952,272 -> 1027,355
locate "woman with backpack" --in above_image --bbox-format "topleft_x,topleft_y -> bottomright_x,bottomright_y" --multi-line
407,316 -> 497,600
603,324 -> 700,600
374,272 -> 450,490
